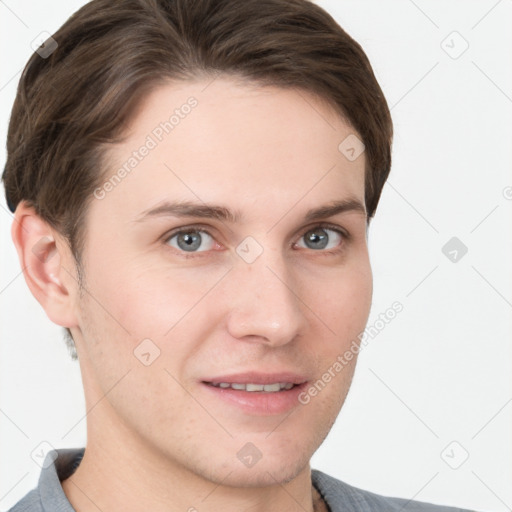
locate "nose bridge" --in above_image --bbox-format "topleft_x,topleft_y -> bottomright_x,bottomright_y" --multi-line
226,245 -> 306,345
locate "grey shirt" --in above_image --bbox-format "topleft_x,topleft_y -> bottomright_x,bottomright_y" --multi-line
8,448 -> 477,512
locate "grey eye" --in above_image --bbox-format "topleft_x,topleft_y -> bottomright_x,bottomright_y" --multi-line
298,227 -> 342,251
167,230 -> 215,252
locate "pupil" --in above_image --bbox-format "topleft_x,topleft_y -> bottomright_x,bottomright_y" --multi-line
178,232 -> 201,251
307,229 -> 328,249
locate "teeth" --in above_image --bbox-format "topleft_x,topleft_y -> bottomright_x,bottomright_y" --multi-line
210,382 -> 296,392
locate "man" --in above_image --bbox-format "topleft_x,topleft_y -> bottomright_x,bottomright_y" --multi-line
3,0 -> 478,511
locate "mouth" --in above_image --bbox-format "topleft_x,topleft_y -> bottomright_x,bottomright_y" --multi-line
199,378 -> 310,415
202,381 -> 300,392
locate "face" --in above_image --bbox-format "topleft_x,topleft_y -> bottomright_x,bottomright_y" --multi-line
69,77 -> 372,487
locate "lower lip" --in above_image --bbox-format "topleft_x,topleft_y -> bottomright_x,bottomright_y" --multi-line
200,382 -> 309,415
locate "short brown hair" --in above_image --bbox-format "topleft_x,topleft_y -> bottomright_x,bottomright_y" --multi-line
2,0 -> 393,356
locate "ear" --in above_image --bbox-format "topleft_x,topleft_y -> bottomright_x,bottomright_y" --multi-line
10,201 -> 80,329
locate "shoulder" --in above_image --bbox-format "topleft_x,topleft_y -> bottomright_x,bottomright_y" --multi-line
7,489 -> 43,512
7,448 -> 83,512
311,469 -> 478,512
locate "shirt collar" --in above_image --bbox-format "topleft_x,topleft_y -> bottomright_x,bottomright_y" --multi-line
38,448 -> 84,512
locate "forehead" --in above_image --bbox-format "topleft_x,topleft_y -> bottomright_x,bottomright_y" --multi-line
93,77 -> 366,226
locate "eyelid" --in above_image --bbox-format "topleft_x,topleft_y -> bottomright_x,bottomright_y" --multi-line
293,221 -> 350,254
162,221 -> 349,256
162,224 -> 218,256
299,221 -> 350,241
162,224 -> 217,244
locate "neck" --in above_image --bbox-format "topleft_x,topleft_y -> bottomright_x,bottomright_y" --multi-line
62,416 -> 319,512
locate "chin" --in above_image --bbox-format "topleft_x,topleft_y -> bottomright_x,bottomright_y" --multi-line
203,442 -> 312,488
216,459 -> 309,488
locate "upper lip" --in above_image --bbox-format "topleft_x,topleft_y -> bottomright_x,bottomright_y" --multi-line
202,371 -> 309,385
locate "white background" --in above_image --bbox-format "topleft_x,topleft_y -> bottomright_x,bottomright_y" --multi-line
1,1 -> 511,510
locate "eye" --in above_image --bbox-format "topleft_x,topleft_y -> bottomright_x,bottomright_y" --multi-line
295,224 -> 346,253
165,227 -> 216,253
163,222 -> 348,257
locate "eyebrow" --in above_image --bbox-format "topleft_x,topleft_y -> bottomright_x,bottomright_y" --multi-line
134,197 -> 367,224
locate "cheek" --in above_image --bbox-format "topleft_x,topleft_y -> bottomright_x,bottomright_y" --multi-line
87,259 -> 220,339
308,261 -> 373,341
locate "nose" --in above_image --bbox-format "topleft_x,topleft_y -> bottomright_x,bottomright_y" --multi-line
225,250 -> 307,347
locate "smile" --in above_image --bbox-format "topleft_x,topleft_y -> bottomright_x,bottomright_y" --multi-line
205,382 -> 296,392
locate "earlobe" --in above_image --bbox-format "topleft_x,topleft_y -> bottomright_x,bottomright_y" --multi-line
10,202 -> 79,329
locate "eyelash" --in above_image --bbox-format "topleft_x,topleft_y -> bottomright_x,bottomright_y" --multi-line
162,222 -> 350,259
